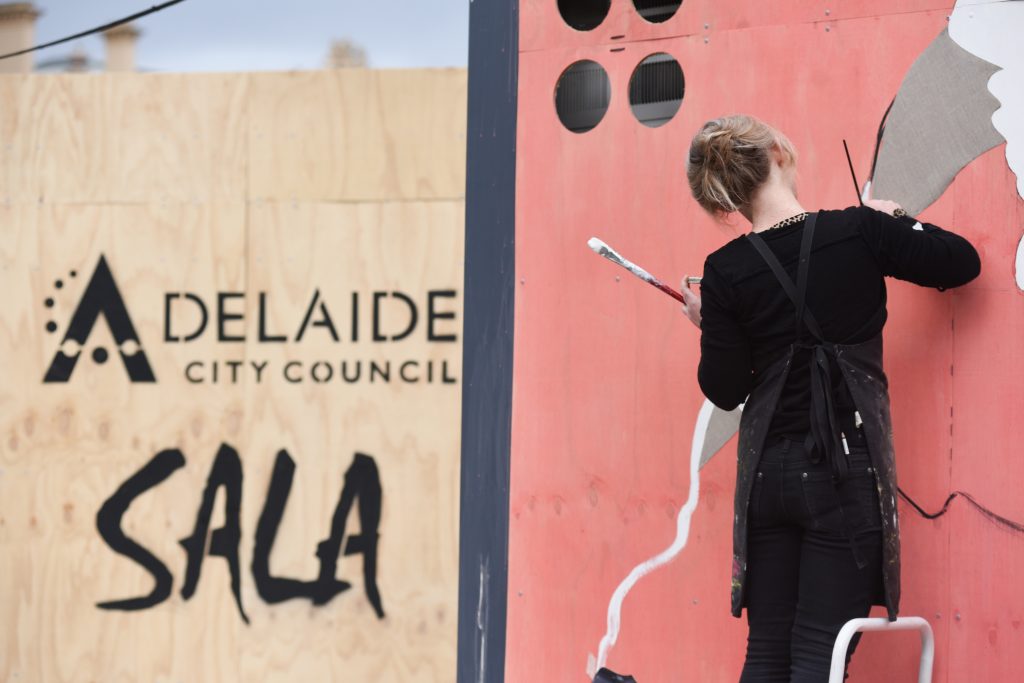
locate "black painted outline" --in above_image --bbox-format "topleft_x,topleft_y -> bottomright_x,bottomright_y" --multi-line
457,0 -> 518,681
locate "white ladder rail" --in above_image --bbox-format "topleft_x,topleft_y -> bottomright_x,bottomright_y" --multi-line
828,616 -> 934,683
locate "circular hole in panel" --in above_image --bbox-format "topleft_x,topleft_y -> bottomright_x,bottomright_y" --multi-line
628,53 -> 684,128
632,0 -> 682,23
555,60 -> 612,134
557,0 -> 611,31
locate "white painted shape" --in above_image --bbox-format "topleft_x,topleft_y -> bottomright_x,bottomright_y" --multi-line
950,0 -> 1024,291
913,222 -> 923,231
1016,233 -> 1024,290
950,0 -> 1013,7
592,398 -> 718,673
989,67 -> 1024,201
950,0 -> 1024,204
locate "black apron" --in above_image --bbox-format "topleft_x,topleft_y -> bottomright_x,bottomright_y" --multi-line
729,212 -> 901,621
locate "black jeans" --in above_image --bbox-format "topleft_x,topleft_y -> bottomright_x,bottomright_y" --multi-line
739,434 -> 884,683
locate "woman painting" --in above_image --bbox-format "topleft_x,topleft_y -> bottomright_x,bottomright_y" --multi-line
677,115 -> 980,681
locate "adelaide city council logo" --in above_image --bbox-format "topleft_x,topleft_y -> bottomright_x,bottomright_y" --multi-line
41,254 -> 461,386
42,255 -> 156,383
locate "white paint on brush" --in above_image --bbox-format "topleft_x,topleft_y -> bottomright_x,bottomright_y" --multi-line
592,398 -> 717,673
588,237 -> 658,284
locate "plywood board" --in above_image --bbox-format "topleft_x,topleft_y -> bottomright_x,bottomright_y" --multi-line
247,69 -> 468,203
0,73 -> 248,205
0,69 -> 465,682
520,0 -> 951,54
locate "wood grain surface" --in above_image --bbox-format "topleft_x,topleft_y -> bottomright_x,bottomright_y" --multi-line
0,69 -> 466,682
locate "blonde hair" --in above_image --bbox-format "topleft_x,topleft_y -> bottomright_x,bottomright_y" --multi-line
686,115 -> 796,216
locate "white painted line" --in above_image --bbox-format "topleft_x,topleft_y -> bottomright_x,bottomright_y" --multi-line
592,398 -> 716,673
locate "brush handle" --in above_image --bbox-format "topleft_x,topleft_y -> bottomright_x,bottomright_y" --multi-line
588,236 -> 690,304
647,278 -> 688,304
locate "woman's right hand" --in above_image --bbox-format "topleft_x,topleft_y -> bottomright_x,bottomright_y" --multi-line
680,276 -> 702,329
864,198 -> 903,216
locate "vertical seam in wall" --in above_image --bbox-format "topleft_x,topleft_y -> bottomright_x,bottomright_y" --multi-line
243,74 -> 252,399
945,287 -> 955,682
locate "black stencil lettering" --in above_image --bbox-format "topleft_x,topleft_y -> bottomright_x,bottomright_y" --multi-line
443,359 -> 458,384
258,292 -> 286,342
427,290 -> 458,342
296,289 -> 340,342
351,291 -> 360,342
164,293 -> 208,342
217,293 -> 246,342
389,291 -> 418,341
371,292 -> 388,342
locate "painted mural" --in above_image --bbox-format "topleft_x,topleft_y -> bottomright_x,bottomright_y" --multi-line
506,1 -> 1024,681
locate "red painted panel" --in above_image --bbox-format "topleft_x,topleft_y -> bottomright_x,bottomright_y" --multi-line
944,146 -> 1024,681
510,3 -> 1022,681
521,0 -> 951,54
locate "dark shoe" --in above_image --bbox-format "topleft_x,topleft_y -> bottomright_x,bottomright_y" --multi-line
593,668 -> 637,683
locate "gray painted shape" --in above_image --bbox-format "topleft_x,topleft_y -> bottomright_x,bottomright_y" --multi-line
872,28 -> 1004,215
699,405 -> 742,470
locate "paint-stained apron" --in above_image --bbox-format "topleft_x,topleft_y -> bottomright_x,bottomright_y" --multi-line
729,212 -> 901,621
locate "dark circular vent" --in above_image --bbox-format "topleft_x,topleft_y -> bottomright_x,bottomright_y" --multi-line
557,0 -> 612,31
628,53 -> 684,128
632,0 -> 682,24
555,60 -> 612,134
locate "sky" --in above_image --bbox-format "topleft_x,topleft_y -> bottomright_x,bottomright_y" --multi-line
31,0 -> 469,72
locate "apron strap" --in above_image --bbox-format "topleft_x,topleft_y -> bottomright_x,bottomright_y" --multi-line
745,213 -> 825,341
794,212 -> 818,338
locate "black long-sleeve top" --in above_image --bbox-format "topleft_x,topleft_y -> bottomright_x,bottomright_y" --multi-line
697,205 -> 981,439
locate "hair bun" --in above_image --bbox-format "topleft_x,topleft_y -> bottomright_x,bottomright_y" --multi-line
686,115 -> 794,216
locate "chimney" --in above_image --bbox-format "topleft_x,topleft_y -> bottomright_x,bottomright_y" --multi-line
104,22 -> 140,72
0,2 -> 41,74
327,39 -> 367,69
67,45 -> 88,73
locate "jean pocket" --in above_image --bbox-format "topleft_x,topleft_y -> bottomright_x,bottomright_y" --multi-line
800,468 -> 881,535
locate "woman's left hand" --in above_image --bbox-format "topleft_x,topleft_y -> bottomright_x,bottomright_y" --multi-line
680,276 -> 702,329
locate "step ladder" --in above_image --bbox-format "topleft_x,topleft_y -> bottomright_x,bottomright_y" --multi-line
829,616 -> 934,683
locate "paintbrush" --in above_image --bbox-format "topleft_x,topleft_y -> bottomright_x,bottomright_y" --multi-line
843,139 -> 865,205
587,237 -> 699,303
